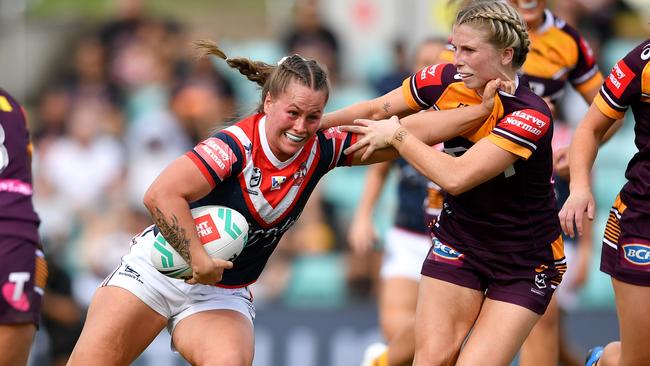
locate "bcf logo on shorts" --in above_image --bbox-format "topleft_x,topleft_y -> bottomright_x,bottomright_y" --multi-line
429,237 -> 464,266
622,244 -> 650,270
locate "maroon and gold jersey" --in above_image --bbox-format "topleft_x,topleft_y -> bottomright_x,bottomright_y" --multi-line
0,89 -> 39,244
594,39 -> 650,213
522,10 -> 603,102
402,63 -> 560,252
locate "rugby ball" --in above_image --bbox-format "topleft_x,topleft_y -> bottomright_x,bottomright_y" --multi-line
150,205 -> 248,279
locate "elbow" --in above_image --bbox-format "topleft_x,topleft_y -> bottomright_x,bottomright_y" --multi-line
143,183 -> 165,214
439,174 -> 472,196
442,182 -> 465,196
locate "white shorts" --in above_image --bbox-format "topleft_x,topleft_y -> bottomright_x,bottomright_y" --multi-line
102,230 -> 255,337
380,227 -> 432,281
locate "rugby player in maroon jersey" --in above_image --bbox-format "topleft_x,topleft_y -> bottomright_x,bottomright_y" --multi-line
560,39 -> 650,366
0,88 -> 47,366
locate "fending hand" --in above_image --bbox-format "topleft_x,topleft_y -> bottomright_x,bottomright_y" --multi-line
341,116 -> 402,160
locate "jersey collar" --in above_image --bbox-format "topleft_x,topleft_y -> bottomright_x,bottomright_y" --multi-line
258,115 -> 304,169
536,9 -> 555,34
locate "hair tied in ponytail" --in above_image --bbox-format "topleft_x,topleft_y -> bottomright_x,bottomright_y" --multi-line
277,56 -> 289,66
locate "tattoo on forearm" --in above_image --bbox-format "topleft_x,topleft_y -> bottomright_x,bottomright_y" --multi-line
152,207 -> 192,264
394,129 -> 408,142
382,102 -> 391,114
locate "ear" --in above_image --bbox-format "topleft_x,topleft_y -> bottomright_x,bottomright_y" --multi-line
501,47 -> 514,66
263,93 -> 273,114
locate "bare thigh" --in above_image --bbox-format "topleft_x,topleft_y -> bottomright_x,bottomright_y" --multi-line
518,295 -> 560,366
0,323 -> 35,366
67,286 -> 167,366
413,276 -> 484,366
457,298 -> 540,366
173,309 -> 254,366
379,277 -> 419,340
612,278 -> 650,366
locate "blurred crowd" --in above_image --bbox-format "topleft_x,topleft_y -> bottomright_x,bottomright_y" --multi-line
8,0 -> 648,364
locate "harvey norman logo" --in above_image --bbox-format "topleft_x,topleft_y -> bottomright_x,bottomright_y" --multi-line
606,60 -> 634,98
501,109 -> 549,140
197,138 -> 237,180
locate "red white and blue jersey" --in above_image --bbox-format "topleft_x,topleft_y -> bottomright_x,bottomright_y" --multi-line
184,113 -> 357,286
0,89 -> 40,245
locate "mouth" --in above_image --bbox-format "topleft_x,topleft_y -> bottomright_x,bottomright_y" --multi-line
458,72 -> 473,80
518,0 -> 538,9
284,131 -> 306,143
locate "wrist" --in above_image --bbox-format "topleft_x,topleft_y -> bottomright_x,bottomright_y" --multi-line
568,177 -> 591,192
391,126 -> 408,146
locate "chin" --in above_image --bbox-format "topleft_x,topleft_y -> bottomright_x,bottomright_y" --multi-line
461,79 -> 480,91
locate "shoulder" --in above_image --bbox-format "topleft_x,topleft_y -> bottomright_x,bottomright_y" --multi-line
510,85 -> 552,116
411,63 -> 459,89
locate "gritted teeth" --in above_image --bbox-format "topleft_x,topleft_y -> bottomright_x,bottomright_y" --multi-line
519,1 -> 538,10
284,132 -> 305,142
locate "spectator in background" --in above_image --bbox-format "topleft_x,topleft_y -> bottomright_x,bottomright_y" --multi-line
171,55 -> 237,142
39,98 -> 125,212
0,88 -> 48,366
283,0 -> 340,82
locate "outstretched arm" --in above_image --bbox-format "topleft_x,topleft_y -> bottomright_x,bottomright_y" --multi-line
345,117 -> 517,195
321,87 -> 413,129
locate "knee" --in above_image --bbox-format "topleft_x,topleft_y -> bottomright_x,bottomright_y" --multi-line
414,344 -> 457,366
380,314 -> 414,341
195,350 -> 252,366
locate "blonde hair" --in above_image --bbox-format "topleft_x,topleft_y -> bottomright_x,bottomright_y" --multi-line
193,39 -> 329,113
456,0 -> 530,68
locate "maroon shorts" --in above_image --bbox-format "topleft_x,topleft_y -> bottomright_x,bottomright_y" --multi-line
421,234 -> 565,314
600,195 -> 650,286
0,237 -> 47,326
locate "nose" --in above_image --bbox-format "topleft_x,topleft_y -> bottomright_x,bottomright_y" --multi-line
453,50 -> 463,67
292,117 -> 307,134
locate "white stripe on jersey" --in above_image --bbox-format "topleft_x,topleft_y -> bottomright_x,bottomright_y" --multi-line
227,117 -> 320,225
242,141 -> 318,224
224,125 -> 251,167
600,85 -> 626,110
492,127 -> 538,150
258,116 -> 304,169
410,76 -> 429,108
330,134 -> 345,170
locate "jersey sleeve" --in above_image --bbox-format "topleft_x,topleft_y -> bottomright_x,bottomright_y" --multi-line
185,132 -> 244,188
319,126 -> 359,170
401,63 -> 459,111
488,108 -> 552,160
564,24 -> 603,96
594,40 -> 650,120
